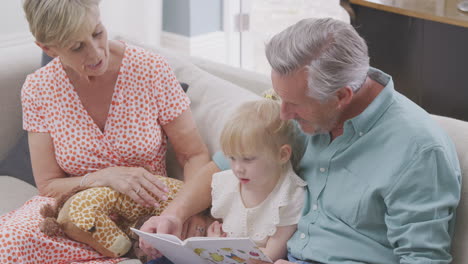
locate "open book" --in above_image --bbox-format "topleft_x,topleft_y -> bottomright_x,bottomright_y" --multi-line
131,228 -> 272,264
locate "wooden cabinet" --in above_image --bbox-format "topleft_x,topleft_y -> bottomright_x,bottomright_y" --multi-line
347,1 -> 468,121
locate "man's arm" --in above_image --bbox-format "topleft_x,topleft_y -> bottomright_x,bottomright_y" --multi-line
385,147 -> 461,263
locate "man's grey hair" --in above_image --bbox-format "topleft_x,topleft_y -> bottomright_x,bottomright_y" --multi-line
265,18 -> 370,101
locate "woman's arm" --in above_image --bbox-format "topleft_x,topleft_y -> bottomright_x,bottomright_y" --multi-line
29,132 -> 169,205
162,109 -> 210,181
159,108 -> 216,219
29,132 -> 75,198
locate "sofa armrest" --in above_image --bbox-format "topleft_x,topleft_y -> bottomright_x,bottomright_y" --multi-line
0,176 -> 38,216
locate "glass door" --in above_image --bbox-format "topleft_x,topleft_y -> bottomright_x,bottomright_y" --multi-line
224,0 -> 350,74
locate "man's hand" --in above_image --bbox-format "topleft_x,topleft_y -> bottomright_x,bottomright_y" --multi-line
138,215 -> 183,259
206,220 -> 226,237
247,259 -> 294,264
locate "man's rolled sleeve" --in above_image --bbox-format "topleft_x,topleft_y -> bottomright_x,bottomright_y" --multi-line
384,146 -> 461,264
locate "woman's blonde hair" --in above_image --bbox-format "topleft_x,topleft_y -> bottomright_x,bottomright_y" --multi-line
220,99 -> 296,164
23,0 -> 101,48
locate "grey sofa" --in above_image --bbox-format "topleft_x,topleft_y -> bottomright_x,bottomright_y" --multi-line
1,39 -> 467,263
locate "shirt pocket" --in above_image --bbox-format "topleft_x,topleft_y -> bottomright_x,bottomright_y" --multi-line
322,167 -> 370,226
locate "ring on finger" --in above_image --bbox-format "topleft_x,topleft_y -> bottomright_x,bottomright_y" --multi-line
195,226 -> 205,234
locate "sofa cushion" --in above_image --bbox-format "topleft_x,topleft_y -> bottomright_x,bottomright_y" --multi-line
0,176 -> 38,216
0,131 -> 35,186
126,42 -> 262,179
0,42 -> 42,160
431,115 -> 468,264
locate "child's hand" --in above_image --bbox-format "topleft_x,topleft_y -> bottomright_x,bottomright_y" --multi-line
206,221 -> 227,237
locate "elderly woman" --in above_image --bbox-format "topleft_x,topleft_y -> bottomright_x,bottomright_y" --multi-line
0,0 -> 211,263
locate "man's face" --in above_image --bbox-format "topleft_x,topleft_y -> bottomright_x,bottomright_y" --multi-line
271,68 -> 341,134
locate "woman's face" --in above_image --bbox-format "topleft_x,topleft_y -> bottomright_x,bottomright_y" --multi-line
41,6 -> 110,78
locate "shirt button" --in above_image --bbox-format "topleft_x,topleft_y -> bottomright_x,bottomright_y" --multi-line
320,167 -> 326,172
300,233 -> 306,239
312,204 -> 318,211
359,132 -> 364,136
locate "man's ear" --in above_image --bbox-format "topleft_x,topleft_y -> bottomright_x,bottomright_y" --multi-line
35,41 -> 58,58
278,144 -> 292,165
335,86 -> 353,109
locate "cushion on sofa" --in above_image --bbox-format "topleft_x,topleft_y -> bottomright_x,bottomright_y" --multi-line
432,115 -> 468,263
126,42 -> 262,179
0,131 -> 35,186
0,42 -> 42,161
0,176 -> 38,216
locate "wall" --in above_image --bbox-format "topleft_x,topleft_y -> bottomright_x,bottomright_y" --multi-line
101,0 -> 163,45
0,1 -> 33,48
0,0 -> 163,47
163,0 -> 222,36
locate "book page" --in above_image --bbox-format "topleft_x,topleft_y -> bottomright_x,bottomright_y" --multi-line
131,228 -> 207,264
185,237 -> 272,264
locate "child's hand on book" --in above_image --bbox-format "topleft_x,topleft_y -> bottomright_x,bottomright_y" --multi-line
207,220 -> 227,237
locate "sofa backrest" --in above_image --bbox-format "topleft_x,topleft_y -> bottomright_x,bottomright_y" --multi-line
431,115 -> 468,264
0,42 -> 41,160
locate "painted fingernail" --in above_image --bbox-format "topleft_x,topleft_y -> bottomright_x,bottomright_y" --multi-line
162,195 -> 168,201
164,187 -> 169,192
154,203 -> 160,207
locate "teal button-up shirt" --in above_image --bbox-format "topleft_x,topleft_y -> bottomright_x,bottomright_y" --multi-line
213,68 -> 461,263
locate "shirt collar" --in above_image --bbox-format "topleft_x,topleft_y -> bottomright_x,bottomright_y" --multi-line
347,67 -> 395,135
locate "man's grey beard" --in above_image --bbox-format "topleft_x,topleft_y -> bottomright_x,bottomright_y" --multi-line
296,111 -> 340,136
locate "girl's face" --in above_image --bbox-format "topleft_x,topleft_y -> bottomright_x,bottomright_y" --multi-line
229,151 -> 283,189
39,6 -> 110,78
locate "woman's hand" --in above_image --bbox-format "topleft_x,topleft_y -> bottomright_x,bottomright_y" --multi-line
206,221 -> 226,238
89,166 -> 169,207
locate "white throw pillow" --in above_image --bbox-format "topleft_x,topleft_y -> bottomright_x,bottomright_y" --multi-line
130,42 -> 262,179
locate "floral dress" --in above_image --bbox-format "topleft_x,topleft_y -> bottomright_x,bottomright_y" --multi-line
0,43 -> 190,264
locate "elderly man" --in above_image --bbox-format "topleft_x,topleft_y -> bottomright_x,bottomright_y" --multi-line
141,18 -> 461,264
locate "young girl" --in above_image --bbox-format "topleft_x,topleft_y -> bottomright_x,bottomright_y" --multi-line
207,99 -> 307,262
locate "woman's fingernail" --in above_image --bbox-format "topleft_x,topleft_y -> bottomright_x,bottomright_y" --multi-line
154,203 -> 160,207
162,195 -> 168,201
164,187 -> 169,192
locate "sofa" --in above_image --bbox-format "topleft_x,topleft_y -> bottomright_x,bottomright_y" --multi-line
1,39 -> 467,263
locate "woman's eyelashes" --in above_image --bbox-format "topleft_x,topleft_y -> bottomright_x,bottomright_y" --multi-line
71,43 -> 82,52
70,31 -> 103,52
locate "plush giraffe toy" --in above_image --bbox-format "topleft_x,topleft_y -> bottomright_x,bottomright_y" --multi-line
39,175 -> 183,258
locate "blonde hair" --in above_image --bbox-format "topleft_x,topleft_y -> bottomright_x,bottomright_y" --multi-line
220,100 -> 296,164
23,0 -> 101,48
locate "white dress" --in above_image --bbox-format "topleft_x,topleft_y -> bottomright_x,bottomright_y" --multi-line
211,166 -> 307,247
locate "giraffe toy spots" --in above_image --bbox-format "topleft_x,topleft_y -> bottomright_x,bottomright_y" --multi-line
39,175 -> 183,258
